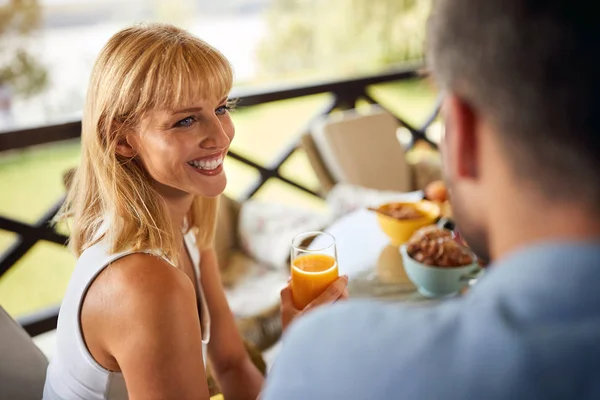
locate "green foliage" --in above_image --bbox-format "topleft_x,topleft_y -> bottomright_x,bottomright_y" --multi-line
257,0 -> 431,78
0,0 -> 47,97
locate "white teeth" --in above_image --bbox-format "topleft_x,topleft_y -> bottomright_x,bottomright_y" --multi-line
188,157 -> 223,171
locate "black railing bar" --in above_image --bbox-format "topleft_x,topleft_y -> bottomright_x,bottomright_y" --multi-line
266,96 -> 341,172
36,196 -> 66,227
362,92 -> 439,149
229,148 -> 322,198
0,122 -> 81,153
238,175 -> 265,201
419,132 -> 438,149
17,304 -> 61,337
243,174 -> 320,200
0,216 -> 35,236
0,216 -> 67,245
0,196 -> 67,277
230,65 -> 421,107
334,88 -> 369,110
237,168 -> 321,201
0,237 -> 34,276
228,150 -> 271,176
361,92 -> 419,134
269,142 -> 300,175
407,129 -> 439,151
227,151 -> 280,199
363,96 -> 377,105
419,93 -> 443,132
276,176 -> 320,198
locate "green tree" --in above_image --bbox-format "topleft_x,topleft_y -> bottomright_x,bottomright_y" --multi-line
257,0 -> 430,79
0,0 -> 47,97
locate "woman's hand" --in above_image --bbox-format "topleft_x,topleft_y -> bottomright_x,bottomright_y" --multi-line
280,275 -> 349,332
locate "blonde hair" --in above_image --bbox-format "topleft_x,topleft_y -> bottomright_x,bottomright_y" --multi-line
59,23 -> 233,262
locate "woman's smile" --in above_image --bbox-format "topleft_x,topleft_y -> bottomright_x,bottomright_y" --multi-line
186,151 -> 225,176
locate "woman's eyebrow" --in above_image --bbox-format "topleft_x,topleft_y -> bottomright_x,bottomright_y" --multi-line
171,107 -> 203,114
171,97 -> 228,114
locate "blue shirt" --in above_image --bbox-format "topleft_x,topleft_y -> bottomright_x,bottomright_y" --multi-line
263,242 -> 600,399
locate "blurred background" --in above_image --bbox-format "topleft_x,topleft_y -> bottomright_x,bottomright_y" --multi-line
0,0 -> 439,324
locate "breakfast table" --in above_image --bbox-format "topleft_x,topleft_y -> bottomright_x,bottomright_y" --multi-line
262,206 -> 479,373
319,208 -> 439,304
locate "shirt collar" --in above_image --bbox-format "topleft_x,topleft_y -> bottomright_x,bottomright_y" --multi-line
469,240 -> 600,303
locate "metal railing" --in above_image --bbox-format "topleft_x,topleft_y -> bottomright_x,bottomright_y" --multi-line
0,65 -> 440,336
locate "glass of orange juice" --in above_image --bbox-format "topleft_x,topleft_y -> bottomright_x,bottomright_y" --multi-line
291,231 -> 339,309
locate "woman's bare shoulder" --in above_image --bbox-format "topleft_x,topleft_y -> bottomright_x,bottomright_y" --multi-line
81,252 -> 205,382
94,253 -> 192,301
82,253 -> 197,346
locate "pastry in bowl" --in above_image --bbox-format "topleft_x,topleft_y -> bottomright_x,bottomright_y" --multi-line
406,226 -> 474,267
373,201 -> 440,246
400,226 -> 481,298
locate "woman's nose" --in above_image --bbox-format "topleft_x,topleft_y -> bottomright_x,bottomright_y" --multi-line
199,118 -> 231,150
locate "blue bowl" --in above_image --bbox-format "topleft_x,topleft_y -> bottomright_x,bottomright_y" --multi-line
400,245 -> 480,298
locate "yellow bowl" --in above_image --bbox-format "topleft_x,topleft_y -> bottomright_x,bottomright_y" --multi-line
375,201 -> 441,246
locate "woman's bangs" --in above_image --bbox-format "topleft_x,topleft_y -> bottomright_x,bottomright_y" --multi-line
145,41 -> 233,113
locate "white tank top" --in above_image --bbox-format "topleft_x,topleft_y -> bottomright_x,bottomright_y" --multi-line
43,230 -> 210,400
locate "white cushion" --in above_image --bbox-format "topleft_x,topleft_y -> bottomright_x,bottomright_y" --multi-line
224,253 -> 288,319
238,200 -> 330,269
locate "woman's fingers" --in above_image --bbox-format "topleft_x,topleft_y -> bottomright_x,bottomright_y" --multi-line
281,276 -> 350,332
280,284 -> 293,305
339,288 -> 349,301
305,275 -> 348,311
280,284 -> 300,332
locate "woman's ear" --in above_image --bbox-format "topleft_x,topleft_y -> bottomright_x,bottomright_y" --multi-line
114,121 -> 137,158
115,135 -> 137,158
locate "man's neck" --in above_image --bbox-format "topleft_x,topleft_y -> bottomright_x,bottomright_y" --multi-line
489,197 -> 600,261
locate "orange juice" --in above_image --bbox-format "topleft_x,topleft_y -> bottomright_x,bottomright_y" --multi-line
291,254 -> 338,309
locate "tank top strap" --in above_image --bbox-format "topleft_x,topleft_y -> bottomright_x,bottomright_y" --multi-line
182,229 -> 210,344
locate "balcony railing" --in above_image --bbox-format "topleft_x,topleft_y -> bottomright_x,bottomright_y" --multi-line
0,65 -> 440,336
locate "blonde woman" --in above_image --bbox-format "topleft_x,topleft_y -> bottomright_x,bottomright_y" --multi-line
43,24 -> 348,400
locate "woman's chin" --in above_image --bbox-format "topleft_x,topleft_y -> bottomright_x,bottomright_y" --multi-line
190,178 -> 227,198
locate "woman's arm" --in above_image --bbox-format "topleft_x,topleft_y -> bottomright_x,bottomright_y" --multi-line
82,254 -> 210,400
200,248 -> 264,400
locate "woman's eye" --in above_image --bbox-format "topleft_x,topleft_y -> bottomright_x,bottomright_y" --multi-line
175,116 -> 196,128
215,105 -> 231,115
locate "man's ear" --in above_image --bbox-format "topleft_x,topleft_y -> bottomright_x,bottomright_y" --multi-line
444,94 -> 479,180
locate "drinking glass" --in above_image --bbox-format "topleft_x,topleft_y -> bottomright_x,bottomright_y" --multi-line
290,231 -> 339,309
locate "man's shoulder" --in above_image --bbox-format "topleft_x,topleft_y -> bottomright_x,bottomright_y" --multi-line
289,299 -> 450,344
265,293 -> 600,400
263,300 -> 463,399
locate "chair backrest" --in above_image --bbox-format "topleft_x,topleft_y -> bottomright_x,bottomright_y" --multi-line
301,133 -> 337,195
0,306 -> 48,399
308,106 -> 412,193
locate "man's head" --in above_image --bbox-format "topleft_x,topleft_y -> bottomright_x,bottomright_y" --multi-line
427,0 -> 600,260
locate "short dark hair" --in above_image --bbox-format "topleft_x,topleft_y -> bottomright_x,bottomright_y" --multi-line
427,0 -> 600,204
